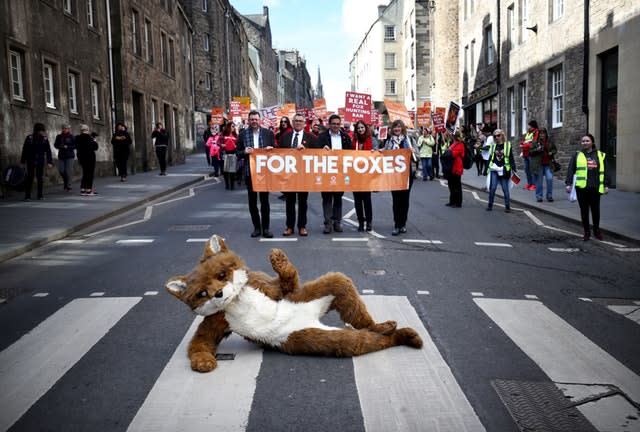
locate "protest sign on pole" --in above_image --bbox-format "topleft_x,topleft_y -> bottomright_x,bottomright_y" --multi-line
210,107 -> 224,125
344,91 -> 372,124
384,99 -> 413,128
416,106 -> 432,128
432,112 -> 446,133
313,98 -> 327,120
445,101 -> 461,133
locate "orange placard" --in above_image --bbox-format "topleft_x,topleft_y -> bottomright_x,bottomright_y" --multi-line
384,99 -> 413,128
313,98 -> 327,120
210,107 -> 224,125
249,148 -> 411,192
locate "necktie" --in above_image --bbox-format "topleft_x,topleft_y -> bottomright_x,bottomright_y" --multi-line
293,132 -> 299,147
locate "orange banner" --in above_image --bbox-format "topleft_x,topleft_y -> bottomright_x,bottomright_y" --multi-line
249,148 -> 411,192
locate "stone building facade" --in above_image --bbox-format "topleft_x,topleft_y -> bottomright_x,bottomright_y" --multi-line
458,0 -> 639,190
277,50 -> 314,109
110,0 -> 194,173
240,7 -> 278,108
1,0 -> 113,180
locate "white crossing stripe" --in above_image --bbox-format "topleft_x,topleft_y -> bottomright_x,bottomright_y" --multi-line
474,298 -> 640,425
116,239 -> 155,244
607,305 -> 640,325
186,238 -> 209,243
332,238 -> 368,242
402,239 -> 443,244
127,318 -> 262,432
361,290 -> 375,294
355,296 -> 486,432
524,294 -> 539,300
417,290 -> 430,295
143,291 -> 159,296
0,297 -> 141,432
90,292 -> 105,297
616,248 -> 640,253
474,242 -> 512,248
548,247 -> 580,253
32,293 -> 48,297
471,292 -> 484,297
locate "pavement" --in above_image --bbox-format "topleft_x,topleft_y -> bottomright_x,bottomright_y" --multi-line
1,156 -> 638,264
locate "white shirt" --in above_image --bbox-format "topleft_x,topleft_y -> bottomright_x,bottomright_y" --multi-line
252,129 -> 260,148
330,131 -> 342,150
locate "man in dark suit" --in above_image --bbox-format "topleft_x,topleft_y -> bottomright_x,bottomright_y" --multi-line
280,113 -> 319,236
317,114 -> 353,234
236,110 -> 276,238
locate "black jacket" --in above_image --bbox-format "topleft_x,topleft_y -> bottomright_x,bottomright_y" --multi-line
317,130 -> 353,150
21,134 -> 53,166
279,130 -> 319,149
75,133 -> 99,162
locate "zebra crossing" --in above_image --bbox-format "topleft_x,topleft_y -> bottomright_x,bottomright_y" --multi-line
1,294 -> 638,431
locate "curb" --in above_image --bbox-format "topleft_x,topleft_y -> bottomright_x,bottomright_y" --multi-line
0,175 -> 206,264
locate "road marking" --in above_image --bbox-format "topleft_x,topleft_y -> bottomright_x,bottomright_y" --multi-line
32,293 -> 49,297
186,238 -> 209,243
579,297 -> 593,302
144,291 -> 159,296
332,238 -> 368,242
474,298 -> 640,414
523,210 -> 544,226
616,248 -> 640,253
607,305 -> 640,325
417,290 -> 430,295
525,294 -> 539,300
0,297 -> 141,432
258,238 -> 298,242
474,242 -> 512,248
90,292 -> 105,297
362,289 -> 375,294
548,247 -> 580,252
53,239 -> 86,244
471,292 -> 484,297
116,239 -> 155,244
402,239 -> 443,244
127,319 -> 262,432
355,296 -> 486,432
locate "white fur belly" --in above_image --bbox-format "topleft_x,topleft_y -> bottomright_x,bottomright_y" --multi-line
224,287 -> 336,346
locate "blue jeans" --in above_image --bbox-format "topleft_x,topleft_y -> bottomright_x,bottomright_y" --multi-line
523,157 -> 533,185
420,158 -> 433,180
488,171 -> 510,208
533,165 -> 553,200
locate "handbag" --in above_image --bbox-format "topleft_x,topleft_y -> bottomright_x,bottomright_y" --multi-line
223,153 -> 237,173
551,158 -> 561,172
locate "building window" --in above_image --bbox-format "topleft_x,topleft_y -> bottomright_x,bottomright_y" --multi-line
519,81 -> 527,134
384,53 -> 396,69
470,39 -> 476,75
464,45 -> 469,77
552,0 -> 564,21
169,38 -> 175,77
91,80 -> 101,119
87,0 -> 95,27
507,5 -> 515,48
202,0 -> 207,12
385,79 -> 397,95
151,99 -> 157,125
9,50 -> 25,101
43,62 -> 56,109
160,31 -> 168,74
551,65 -> 564,127
132,9 -> 141,55
518,0 -> 528,44
384,26 -> 396,41
203,33 -> 210,52
508,87 -> 515,138
68,72 -> 79,114
144,19 -> 153,63
63,0 -> 73,14
485,25 -> 494,65
205,72 -> 211,90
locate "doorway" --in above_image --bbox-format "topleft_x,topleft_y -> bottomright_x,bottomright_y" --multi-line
600,48 -> 617,188
132,91 -> 147,172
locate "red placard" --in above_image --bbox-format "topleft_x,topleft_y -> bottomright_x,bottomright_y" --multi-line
344,91 -> 372,124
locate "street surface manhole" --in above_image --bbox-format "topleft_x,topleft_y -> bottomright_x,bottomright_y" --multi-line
492,379 -> 597,432
169,225 -> 212,231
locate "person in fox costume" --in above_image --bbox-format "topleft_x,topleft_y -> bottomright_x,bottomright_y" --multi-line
166,235 -> 423,372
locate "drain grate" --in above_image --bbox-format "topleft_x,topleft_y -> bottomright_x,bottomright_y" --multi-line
215,353 -> 235,361
492,379 -> 597,432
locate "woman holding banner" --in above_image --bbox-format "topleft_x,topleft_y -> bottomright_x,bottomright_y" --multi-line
382,119 -> 414,236
352,120 -> 378,231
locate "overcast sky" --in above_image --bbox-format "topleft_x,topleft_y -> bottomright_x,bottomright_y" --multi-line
229,0 -> 389,111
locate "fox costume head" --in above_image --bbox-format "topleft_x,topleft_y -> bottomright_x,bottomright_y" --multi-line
166,235 -> 249,316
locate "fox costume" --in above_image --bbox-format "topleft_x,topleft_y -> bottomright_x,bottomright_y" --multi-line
167,235 -> 423,372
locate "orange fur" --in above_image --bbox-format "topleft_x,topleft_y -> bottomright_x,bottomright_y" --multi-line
167,235 -> 423,372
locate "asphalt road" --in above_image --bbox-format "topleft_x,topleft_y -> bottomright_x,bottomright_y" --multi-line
1,176 -> 639,432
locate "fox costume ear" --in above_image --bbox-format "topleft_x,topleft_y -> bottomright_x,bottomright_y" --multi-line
166,276 -> 188,298
201,234 -> 228,261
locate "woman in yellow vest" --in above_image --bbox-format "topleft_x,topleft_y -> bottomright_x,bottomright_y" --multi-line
565,134 -> 609,241
486,129 -> 516,212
